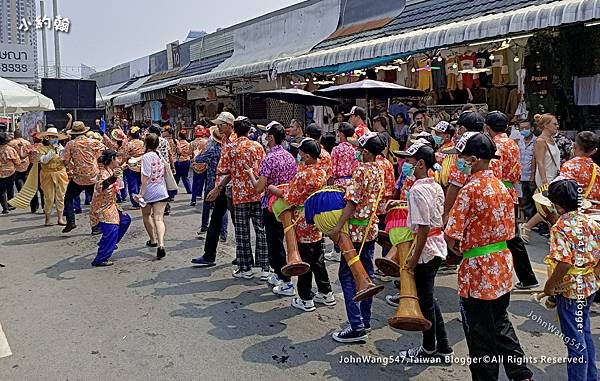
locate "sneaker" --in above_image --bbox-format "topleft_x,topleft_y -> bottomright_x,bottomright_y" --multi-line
259,271 -> 271,281
92,260 -> 114,267
332,325 -> 367,343
231,258 -> 238,266
374,269 -> 392,282
190,202 -> 196,207
436,346 -> 454,358
266,273 -> 280,286
386,294 -> 400,308
199,227 -> 208,233
514,281 -> 539,290
291,297 -> 315,312
324,250 -> 341,262
61,224 -> 76,233
364,324 -> 372,333
399,346 -> 437,362
232,269 -> 254,279
314,291 -> 336,306
273,282 -> 296,297
191,257 -> 216,267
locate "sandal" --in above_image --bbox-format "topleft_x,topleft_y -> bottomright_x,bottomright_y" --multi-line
519,223 -> 531,244
146,240 -> 158,247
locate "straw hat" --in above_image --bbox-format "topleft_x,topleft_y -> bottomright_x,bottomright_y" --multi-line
37,127 -> 67,140
111,129 -> 126,141
68,121 -> 90,135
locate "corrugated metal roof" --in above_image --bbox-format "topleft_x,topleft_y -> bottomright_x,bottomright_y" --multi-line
313,0 -> 555,51
176,52 -> 233,78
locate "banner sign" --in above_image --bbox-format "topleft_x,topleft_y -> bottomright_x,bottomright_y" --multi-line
0,43 -> 35,79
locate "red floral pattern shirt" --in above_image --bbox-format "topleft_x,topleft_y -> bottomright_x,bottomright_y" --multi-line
545,211 -> 600,299
345,161 -> 385,243
8,138 -> 31,172
376,155 -> 396,215
317,145 -> 333,178
490,133 -> 521,204
218,136 -> 265,205
0,144 -> 18,178
445,170 -> 515,300
63,136 -> 105,185
90,167 -> 122,226
560,157 -> 600,202
284,163 -> 328,243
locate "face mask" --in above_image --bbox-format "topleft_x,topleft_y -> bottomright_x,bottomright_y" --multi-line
354,151 -> 362,162
520,130 -> 532,138
296,154 -> 302,164
456,158 -> 472,175
401,162 -> 415,177
49,138 -> 59,145
433,135 -> 443,145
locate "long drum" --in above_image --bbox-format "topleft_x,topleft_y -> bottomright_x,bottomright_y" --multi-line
375,204 -> 414,276
388,240 -> 432,331
304,186 -> 384,302
268,184 -> 310,277
8,159 -> 39,209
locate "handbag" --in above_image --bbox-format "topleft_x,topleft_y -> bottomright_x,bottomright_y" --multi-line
163,160 -> 178,191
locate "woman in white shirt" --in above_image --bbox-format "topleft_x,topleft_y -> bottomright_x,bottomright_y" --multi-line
519,113 -> 561,243
136,133 -> 169,259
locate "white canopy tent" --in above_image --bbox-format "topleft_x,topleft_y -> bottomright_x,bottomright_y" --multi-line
0,77 -> 55,115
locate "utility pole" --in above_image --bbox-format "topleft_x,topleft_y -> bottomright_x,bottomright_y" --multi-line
52,0 -> 60,78
40,0 -> 48,78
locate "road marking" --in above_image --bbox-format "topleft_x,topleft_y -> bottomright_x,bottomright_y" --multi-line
0,322 -> 12,358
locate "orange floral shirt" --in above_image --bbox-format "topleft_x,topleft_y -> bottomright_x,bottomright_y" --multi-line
376,155 -> 396,214
63,136 -> 105,185
102,135 -> 118,151
316,146 -> 333,178
545,212 -> 600,299
445,170 -> 515,300
560,157 -> 600,202
8,138 -> 31,172
0,144 -> 19,178
90,167 -> 122,226
284,163 -> 328,243
435,141 -> 455,163
490,133 -> 521,204
123,139 -> 144,173
177,139 -> 192,162
345,161 -> 385,243
218,136 -> 265,205
168,139 -> 177,163
355,123 -> 369,138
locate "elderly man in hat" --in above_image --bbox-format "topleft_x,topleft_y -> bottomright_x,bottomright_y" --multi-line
62,121 -> 106,233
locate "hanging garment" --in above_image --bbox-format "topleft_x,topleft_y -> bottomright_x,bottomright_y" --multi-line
573,75 -> 600,106
445,56 -> 458,91
458,53 -> 477,89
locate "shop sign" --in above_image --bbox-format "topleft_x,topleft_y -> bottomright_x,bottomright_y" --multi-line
0,43 -> 35,79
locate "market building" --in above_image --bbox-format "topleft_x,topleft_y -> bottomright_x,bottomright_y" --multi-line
92,0 -> 600,133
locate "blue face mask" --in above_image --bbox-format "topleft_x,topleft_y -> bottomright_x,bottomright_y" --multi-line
433,135 -> 443,145
520,129 -> 532,138
296,154 -> 302,163
401,162 -> 415,177
456,158 -> 472,175
354,151 -> 362,162
49,138 -> 59,145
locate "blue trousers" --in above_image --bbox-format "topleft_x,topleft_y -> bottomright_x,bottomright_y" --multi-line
73,188 -> 94,212
191,171 -> 206,203
124,168 -> 141,207
92,212 -> 131,265
557,294 -> 598,381
338,240 -> 375,330
116,180 -> 128,203
175,160 -> 192,194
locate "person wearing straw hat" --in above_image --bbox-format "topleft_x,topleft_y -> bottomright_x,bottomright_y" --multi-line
444,132 -> 533,381
0,132 -> 19,215
543,177 -> 600,381
36,127 -> 69,225
62,121 -> 106,233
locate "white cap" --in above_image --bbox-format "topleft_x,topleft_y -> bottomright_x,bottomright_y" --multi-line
211,112 -> 235,125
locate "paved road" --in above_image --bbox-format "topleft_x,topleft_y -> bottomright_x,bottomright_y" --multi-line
0,195 -> 598,380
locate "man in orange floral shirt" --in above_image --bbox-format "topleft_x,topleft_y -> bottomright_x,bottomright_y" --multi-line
445,132 -> 533,381
62,121 -> 105,233
560,131 -> 599,203
218,117 -> 268,280
485,111 -> 538,290
0,133 -> 19,214
330,132 -> 386,343
269,138 -> 335,311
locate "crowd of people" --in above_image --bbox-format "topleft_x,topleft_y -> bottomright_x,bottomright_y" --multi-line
1,103 -> 599,381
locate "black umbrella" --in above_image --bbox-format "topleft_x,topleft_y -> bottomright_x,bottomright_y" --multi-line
313,79 -> 424,99
252,88 -> 340,106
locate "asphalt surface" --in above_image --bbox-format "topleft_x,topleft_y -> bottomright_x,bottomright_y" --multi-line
0,194 -> 598,380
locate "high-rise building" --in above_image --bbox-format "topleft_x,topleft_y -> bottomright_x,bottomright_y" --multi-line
0,0 -> 38,84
